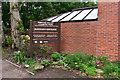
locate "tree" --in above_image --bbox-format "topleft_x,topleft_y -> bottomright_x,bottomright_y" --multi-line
0,1 -> 4,47
10,1 -> 21,48
2,2 -> 97,30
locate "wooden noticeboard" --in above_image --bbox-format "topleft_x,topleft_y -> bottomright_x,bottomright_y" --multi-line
29,20 -> 61,57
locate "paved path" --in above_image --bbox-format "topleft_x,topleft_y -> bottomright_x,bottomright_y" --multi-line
2,60 -> 81,78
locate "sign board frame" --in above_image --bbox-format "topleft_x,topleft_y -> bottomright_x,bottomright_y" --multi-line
29,20 -> 61,57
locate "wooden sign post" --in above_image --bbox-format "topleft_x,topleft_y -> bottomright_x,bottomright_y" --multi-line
29,20 -> 61,57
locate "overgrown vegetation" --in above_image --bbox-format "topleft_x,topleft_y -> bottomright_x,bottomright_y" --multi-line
10,48 -> 119,78
12,51 -> 26,64
5,35 -> 13,48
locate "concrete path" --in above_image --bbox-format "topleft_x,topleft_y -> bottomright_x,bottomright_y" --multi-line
2,60 -> 81,78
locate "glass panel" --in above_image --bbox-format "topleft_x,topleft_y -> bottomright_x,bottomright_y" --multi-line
61,11 -> 81,21
52,12 -> 70,22
47,16 -> 57,21
71,9 -> 92,21
84,8 -> 98,20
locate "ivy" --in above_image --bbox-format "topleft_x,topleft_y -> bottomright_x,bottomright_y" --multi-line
2,24 -> 7,32
16,25 -> 20,30
8,12 -> 12,15
15,19 -> 25,34
14,34 -> 17,38
20,27 -> 25,34
11,5 -> 15,9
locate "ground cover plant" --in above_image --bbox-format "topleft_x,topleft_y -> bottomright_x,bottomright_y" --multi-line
4,42 -> 119,78
50,52 -> 119,78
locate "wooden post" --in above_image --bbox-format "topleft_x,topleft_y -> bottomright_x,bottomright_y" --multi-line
57,22 -> 61,53
30,20 -> 33,57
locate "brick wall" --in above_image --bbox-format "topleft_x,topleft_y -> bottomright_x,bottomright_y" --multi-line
60,2 -> 119,61
118,2 -> 120,61
98,2 -> 119,61
61,21 -> 98,55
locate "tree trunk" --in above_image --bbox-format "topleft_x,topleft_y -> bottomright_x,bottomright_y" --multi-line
10,1 -> 20,48
0,2 -> 3,47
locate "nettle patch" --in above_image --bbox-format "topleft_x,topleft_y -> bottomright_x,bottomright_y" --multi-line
9,44 -> 119,78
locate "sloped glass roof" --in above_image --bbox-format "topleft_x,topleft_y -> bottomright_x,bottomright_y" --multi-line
84,8 -> 98,20
71,9 -> 92,21
61,11 -> 81,21
47,16 -> 58,21
41,6 -> 98,22
52,12 -> 71,22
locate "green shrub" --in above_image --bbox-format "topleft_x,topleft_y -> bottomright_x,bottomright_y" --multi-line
89,54 -> 97,61
62,52 -> 70,57
86,67 -> 96,76
40,44 -> 53,54
64,53 -> 96,70
24,58 -> 35,65
74,53 -> 91,64
12,51 -> 26,64
5,35 -> 13,48
19,41 -> 30,57
41,59 -> 50,66
102,63 -> 118,74
27,64 -> 36,72
51,52 -> 61,61
33,44 -> 53,57
20,43 -> 53,58
2,24 -> 7,33
98,56 -> 108,61
82,64 -> 88,71
58,60 -> 64,66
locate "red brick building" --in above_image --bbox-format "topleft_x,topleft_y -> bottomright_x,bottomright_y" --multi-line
37,2 -> 120,61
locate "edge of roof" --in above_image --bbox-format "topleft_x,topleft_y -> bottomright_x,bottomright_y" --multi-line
72,6 -> 98,11
40,6 -> 98,22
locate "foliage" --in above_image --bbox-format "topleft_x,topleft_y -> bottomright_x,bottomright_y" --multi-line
19,35 -> 30,57
102,63 -> 118,74
2,52 -> 11,59
34,57 -> 45,63
94,61 -> 105,69
23,58 -> 38,72
2,2 -> 97,29
19,41 -> 53,58
39,44 -> 53,55
27,62 -> 44,72
34,63 -> 44,70
12,51 -> 26,64
5,35 -> 13,48
2,2 -> 11,28
20,35 -> 30,42
63,53 -> 96,70
86,67 -> 96,76
62,52 -> 70,57
62,53 -> 118,77
51,52 -> 61,61
41,59 -> 50,66
80,64 -> 88,72
10,50 -> 119,78
24,58 -> 35,65
32,44 -> 53,58
2,24 -> 7,33
18,19 -> 25,34
57,60 -> 64,66
27,64 -> 36,72
98,56 -> 108,62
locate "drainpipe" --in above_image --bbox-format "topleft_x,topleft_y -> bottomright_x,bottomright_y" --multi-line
96,22 -> 98,58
